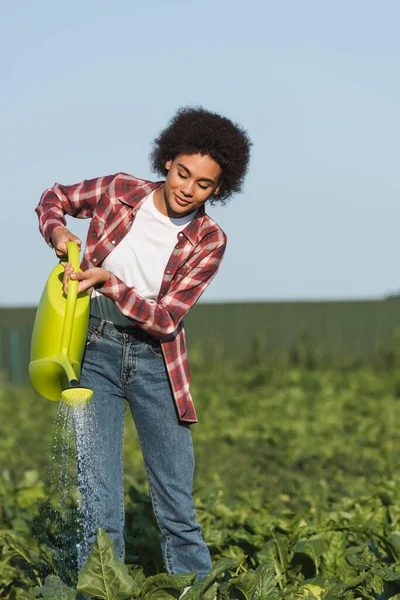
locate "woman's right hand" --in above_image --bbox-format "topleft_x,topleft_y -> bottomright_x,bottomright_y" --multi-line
50,226 -> 82,257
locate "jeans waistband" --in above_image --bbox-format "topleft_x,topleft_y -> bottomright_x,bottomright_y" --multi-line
89,314 -> 160,345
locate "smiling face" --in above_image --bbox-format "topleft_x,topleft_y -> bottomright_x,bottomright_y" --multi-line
153,153 -> 222,218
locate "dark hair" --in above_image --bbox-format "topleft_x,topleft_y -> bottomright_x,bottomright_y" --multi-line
150,106 -> 252,203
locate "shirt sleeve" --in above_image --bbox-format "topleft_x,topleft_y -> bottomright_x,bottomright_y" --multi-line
35,174 -> 118,246
95,237 -> 226,338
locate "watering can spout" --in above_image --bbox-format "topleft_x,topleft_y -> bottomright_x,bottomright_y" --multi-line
62,385 -> 94,408
29,242 -> 93,407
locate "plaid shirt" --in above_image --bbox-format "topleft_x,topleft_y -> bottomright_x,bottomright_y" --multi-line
36,173 -> 227,423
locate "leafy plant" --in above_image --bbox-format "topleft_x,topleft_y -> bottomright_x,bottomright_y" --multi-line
4,361 -> 400,598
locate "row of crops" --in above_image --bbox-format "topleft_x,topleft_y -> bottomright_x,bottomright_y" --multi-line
2,355 -> 400,598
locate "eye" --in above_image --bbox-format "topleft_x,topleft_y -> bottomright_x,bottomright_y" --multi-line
178,172 -> 187,179
198,184 -> 209,190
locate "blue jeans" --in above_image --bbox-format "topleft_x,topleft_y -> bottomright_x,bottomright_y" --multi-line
72,315 -> 211,579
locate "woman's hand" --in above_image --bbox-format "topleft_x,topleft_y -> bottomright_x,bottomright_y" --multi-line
51,226 -> 82,257
63,263 -> 111,295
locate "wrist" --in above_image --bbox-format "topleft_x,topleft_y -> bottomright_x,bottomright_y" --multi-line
51,225 -> 67,238
94,269 -> 111,289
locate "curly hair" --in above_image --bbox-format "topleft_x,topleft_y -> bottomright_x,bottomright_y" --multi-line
150,107 -> 252,203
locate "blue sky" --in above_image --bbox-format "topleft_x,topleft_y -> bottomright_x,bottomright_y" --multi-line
2,0 -> 399,305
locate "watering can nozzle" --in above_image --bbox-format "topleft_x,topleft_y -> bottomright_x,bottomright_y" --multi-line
61,386 -> 94,409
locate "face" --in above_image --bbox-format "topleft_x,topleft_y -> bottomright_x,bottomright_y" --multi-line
153,153 -> 222,218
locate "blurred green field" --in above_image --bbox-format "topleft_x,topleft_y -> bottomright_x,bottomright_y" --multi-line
2,299 -> 400,386
3,357 -> 400,597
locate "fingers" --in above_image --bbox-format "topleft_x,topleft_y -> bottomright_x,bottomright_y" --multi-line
71,234 -> 82,247
62,264 -> 93,295
78,281 -> 93,294
51,227 -> 82,257
62,262 -> 74,294
56,245 -> 68,258
74,271 -> 93,294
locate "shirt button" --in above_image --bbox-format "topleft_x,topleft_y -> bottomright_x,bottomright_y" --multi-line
93,258 -> 97,262
112,240 -> 116,245
166,270 -> 170,274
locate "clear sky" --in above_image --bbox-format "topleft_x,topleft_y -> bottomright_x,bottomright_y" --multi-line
1,0 -> 399,306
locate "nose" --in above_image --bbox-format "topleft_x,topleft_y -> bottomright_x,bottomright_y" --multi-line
180,181 -> 194,197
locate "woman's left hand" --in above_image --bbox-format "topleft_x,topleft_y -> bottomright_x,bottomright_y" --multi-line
63,263 -> 111,295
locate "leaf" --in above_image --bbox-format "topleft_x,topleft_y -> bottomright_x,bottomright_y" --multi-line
229,571 -> 259,600
4,534 -> 34,564
77,529 -> 136,600
201,557 -> 238,588
323,532 -> 346,578
171,571 -> 197,590
255,565 -> 279,599
16,484 -> 46,509
126,564 -> 147,598
141,573 -> 182,599
257,541 -> 282,582
0,560 -> 20,588
303,583 -> 324,600
257,541 -> 278,571
203,582 -> 218,600
296,539 -> 324,573
217,581 -> 231,600
179,587 -> 202,600
18,469 -> 41,488
38,574 -> 76,600
272,532 -> 290,571
372,565 -> 400,583
372,575 -> 383,595
387,533 -> 400,562
320,583 -> 347,600
183,558 -> 238,600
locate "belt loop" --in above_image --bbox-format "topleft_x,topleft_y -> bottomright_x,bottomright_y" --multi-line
97,319 -> 106,335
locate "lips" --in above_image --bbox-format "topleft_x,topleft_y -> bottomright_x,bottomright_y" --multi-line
174,194 -> 191,207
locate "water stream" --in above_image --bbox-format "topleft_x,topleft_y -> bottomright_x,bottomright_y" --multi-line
46,397 -> 102,584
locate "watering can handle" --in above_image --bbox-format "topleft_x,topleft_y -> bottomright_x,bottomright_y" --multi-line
66,240 -> 81,272
59,241 -> 81,356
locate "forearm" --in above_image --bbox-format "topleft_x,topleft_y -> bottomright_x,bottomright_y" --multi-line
35,192 -> 68,245
97,273 -> 177,337
35,174 -> 118,244
96,240 -> 226,338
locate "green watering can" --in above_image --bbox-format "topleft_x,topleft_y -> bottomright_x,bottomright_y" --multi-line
29,241 -> 93,408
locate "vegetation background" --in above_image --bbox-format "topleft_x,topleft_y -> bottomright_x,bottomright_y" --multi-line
3,319 -> 400,598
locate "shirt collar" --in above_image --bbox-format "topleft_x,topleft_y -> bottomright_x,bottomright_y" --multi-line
118,180 -> 162,209
119,179 -> 206,246
179,206 -> 206,245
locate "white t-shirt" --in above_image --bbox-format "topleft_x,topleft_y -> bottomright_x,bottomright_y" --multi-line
90,191 -> 197,326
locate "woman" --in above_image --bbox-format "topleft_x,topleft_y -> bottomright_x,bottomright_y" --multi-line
36,106 -> 251,579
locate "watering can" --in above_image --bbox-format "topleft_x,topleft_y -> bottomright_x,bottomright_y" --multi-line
29,241 -> 93,408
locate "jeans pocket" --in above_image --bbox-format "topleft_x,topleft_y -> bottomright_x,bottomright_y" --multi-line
146,339 -> 163,359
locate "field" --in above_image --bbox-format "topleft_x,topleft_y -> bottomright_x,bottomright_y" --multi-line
2,299 -> 400,385
2,355 -> 400,599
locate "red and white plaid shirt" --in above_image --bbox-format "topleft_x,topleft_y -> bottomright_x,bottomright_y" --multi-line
36,173 -> 227,423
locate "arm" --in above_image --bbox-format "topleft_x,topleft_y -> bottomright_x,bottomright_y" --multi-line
35,174 -> 118,246
97,238 -> 226,338
67,237 -> 226,338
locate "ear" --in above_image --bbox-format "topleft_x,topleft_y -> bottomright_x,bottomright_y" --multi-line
165,159 -> 172,171
214,184 -> 221,197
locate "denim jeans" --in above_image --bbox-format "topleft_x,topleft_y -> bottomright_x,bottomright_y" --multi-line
72,315 -> 212,579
